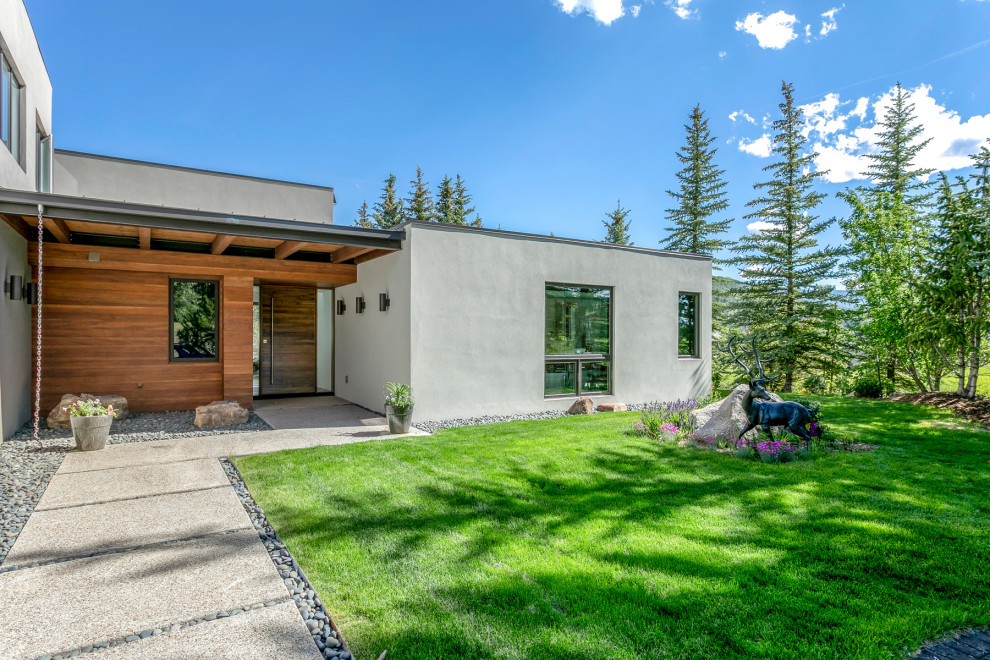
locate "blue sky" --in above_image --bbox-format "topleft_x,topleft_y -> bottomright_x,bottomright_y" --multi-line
24,0 -> 990,276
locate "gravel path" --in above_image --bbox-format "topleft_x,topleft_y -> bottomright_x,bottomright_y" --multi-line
1,411 -> 271,565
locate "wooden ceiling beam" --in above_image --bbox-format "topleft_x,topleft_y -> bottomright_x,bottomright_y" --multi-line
331,245 -> 376,263
211,234 -> 235,255
138,227 -> 151,250
29,242 -> 357,287
0,213 -> 31,240
43,217 -> 72,244
353,249 -> 394,265
274,240 -> 307,260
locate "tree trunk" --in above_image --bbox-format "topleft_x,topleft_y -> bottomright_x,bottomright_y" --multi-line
783,371 -> 794,393
966,331 -> 981,399
958,349 -> 967,396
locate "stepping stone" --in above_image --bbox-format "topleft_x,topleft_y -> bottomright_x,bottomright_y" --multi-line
0,529 -> 286,659
3,487 -> 252,568
86,602 -> 322,659
37,459 -> 230,509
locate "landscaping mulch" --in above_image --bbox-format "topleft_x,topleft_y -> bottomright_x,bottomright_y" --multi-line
892,392 -> 990,429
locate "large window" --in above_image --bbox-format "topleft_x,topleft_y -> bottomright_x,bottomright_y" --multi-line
545,283 -> 612,396
170,279 -> 219,361
678,292 -> 699,358
1,51 -> 23,165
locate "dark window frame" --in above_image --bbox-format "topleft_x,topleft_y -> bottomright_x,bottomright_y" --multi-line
544,282 -> 614,398
678,291 -> 700,359
1,49 -> 24,168
168,278 -> 220,363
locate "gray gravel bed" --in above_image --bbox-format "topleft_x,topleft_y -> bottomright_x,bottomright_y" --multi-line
0,411 -> 271,566
221,459 -> 351,660
416,403 -> 654,434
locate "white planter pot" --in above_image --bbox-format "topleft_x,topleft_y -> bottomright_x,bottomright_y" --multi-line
70,415 -> 113,451
385,404 -> 414,434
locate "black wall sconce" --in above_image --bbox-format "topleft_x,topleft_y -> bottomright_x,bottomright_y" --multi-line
336,299 -> 346,315
24,282 -> 37,305
4,275 -> 23,301
379,293 -> 390,312
355,296 -> 366,313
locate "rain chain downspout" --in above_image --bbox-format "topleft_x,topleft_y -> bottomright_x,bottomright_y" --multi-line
33,204 -> 43,446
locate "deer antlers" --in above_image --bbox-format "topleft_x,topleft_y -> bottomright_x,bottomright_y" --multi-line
717,336 -> 779,384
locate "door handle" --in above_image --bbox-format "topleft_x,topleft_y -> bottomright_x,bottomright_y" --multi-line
270,296 -> 275,385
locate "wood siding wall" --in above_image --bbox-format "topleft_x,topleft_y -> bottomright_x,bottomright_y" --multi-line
33,267 -> 255,414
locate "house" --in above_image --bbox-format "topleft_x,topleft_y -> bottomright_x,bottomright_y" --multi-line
0,0 -> 711,440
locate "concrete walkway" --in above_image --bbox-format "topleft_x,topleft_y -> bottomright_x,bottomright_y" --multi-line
0,413 -> 424,659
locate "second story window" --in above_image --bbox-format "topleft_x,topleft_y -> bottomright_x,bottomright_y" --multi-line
1,50 -> 23,166
36,128 -> 51,192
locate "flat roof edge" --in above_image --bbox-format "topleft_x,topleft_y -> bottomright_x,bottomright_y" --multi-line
399,220 -> 713,261
0,189 -> 402,249
54,149 -> 335,193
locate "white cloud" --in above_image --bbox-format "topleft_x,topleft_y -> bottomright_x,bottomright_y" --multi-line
739,133 -> 773,157
631,4 -> 641,17
729,110 -> 756,124
747,221 -> 780,232
555,0 -> 625,24
800,83 -> 990,183
718,50 -> 727,59
735,11 -> 799,49
820,7 -> 841,36
666,0 -> 695,19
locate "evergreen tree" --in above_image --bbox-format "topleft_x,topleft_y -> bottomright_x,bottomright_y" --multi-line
435,175 -> 456,224
732,81 -> 842,393
452,174 -> 482,227
661,104 -> 733,264
602,200 -> 633,245
354,200 -> 374,228
863,82 -> 933,205
406,166 -> 436,223
372,174 -> 407,229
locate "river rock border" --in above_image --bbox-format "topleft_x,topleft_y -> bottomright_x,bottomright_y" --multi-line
221,458 -> 352,660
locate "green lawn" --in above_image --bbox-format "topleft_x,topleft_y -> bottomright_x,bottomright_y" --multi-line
234,397 -> 990,659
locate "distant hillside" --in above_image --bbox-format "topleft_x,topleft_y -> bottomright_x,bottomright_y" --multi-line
713,276 -> 746,306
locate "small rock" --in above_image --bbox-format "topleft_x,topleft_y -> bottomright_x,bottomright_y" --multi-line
595,403 -> 627,412
193,401 -> 250,428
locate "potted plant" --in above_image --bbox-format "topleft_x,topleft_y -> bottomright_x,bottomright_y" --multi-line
66,398 -> 117,451
383,382 -> 414,434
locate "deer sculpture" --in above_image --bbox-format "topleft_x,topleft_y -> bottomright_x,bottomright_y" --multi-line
718,337 -> 816,447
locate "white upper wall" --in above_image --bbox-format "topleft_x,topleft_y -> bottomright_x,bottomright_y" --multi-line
53,150 -> 336,224
0,0 -> 52,191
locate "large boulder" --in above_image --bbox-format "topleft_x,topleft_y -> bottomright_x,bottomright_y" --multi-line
194,400 -> 250,428
47,393 -> 129,429
691,384 -> 783,441
567,396 -> 595,415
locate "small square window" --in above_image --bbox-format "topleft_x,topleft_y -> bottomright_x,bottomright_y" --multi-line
170,279 -> 219,361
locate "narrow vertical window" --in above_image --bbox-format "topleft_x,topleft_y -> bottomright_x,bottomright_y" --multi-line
169,279 -> 220,361
36,130 -> 51,192
545,284 -> 612,396
1,56 -> 9,149
678,292 -> 699,358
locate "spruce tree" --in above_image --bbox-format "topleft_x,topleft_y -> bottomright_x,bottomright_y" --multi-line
863,82 -> 933,204
406,166 -> 436,223
372,174 -> 407,229
435,175 -> 456,224
452,174 -> 482,227
602,200 -> 633,245
732,81 -> 842,393
661,104 -> 733,264
354,200 -> 374,228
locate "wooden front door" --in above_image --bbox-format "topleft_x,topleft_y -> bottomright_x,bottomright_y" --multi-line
259,285 -> 317,395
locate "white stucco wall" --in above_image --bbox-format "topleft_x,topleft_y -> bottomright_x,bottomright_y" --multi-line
333,249 -> 411,414
405,224 -> 712,421
0,221 -> 32,439
0,0 -> 52,192
0,0 -> 52,439
53,150 -> 335,224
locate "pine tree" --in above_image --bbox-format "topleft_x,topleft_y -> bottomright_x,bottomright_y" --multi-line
372,174 -> 407,229
435,175 -> 456,224
863,82 -> 933,205
661,104 -> 733,264
406,166 -> 436,223
354,200 -> 374,228
602,200 -> 633,245
452,174 -> 482,227
732,81 -> 842,393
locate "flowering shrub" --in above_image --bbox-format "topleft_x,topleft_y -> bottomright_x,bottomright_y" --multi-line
755,439 -> 798,463
628,398 -> 703,441
64,399 -> 116,418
